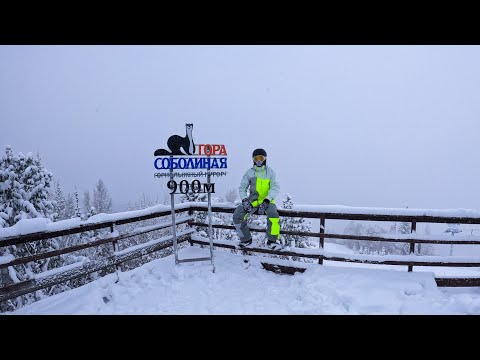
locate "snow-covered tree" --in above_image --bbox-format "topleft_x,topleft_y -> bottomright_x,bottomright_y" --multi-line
425,224 -> 431,236
117,193 -> 172,271
87,199 -> 112,278
417,223 -> 434,255
0,145 -> 19,228
83,191 -> 91,218
344,221 -> 365,240
64,193 -> 75,219
224,188 -> 238,203
179,188 -> 230,241
180,189 -> 208,203
180,190 -> 209,236
0,146 -> 55,227
79,180 -> 114,278
445,223 -> 462,236
344,220 -> 411,255
390,222 -> 397,234
57,191 -> 77,248
281,194 -> 313,249
93,179 -> 113,214
21,152 -> 55,221
88,206 -> 97,218
53,180 -> 67,221
74,187 -> 82,219
0,146 -> 60,310
445,223 -> 462,256
398,221 -> 411,235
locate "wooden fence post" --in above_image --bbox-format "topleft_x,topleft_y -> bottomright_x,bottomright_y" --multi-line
319,215 -> 325,265
111,223 -> 122,281
188,208 -> 194,246
408,220 -> 416,272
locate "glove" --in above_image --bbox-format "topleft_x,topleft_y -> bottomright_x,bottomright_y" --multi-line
242,198 -> 253,212
257,199 -> 270,215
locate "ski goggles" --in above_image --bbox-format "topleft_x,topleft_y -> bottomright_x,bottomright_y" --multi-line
253,155 -> 266,163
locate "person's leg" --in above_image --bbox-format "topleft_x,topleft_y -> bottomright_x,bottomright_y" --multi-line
233,204 -> 252,242
265,203 -> 281,243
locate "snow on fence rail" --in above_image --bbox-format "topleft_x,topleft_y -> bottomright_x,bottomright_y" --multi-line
2,202 -> 480,305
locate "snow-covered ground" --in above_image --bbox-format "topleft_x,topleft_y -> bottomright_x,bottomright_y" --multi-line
8,245 -> 480,315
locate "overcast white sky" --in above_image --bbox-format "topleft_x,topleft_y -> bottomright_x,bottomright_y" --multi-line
2,45 -> 480,211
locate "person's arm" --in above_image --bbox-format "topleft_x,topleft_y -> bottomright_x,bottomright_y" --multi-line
238,170 -> 250,200
266,168 -> 280,201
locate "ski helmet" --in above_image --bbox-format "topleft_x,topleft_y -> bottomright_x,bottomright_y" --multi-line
252,148 -> 267,158
252,148 -> 267,167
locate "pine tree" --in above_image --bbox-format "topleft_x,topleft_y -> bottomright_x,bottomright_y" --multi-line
0,146 -> 59,310
0,146 -> 55,224
224,188 -> 238,203
398,221 -> 411,234
390,222 -> 397,234
179,189 -> 230,241
0,146 -> 16,309
392,205 -> 412,255
20,152 -> 55,221
281,194 -> 313,249
61,187 -> 94,289
344,221 -> 365,252
83,191 -> 91,218
418,223 -> 434,255
445,223 -> 462,256
249,213 -> 268,246
363,224 -> 390,255
120,193 -> 171,271
0,145 -> 18,227
223,199 -> 240,242
53,180 -> 67,221
74,187 -> 82,219
64,193 -> 75,219
85,203 -> 112,278
344,220 -> 409,255
93,179 -> 113,213
180,190 -> 209,236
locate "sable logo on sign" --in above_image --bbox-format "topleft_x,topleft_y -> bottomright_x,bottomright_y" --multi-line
153,123 -> 228,171
154,123 -> 195,156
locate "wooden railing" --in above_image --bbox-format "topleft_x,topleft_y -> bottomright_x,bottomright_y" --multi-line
0,206 -> 194,303
188,204 -> 480,287
2,203 -> 480,307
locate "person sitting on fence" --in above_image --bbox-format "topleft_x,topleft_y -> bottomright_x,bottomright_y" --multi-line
233,148 -> 282,250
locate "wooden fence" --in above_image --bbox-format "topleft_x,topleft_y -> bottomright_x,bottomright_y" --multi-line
2,203 -> 480,306
188,205 -> 480,286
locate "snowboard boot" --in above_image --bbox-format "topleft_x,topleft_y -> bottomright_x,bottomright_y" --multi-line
267,240 -> 283,250
237,238 -> 253,249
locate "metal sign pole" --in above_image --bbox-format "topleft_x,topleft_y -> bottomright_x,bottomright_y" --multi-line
207,164 -> 215,273
174,158 -> 213,266
170,156 -> 179,265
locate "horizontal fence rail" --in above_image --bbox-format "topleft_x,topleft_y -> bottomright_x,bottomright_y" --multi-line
189,205 -> 480,224
0,208 -> 189,247
188,221 -> 480,245
189,237 -> 480,267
